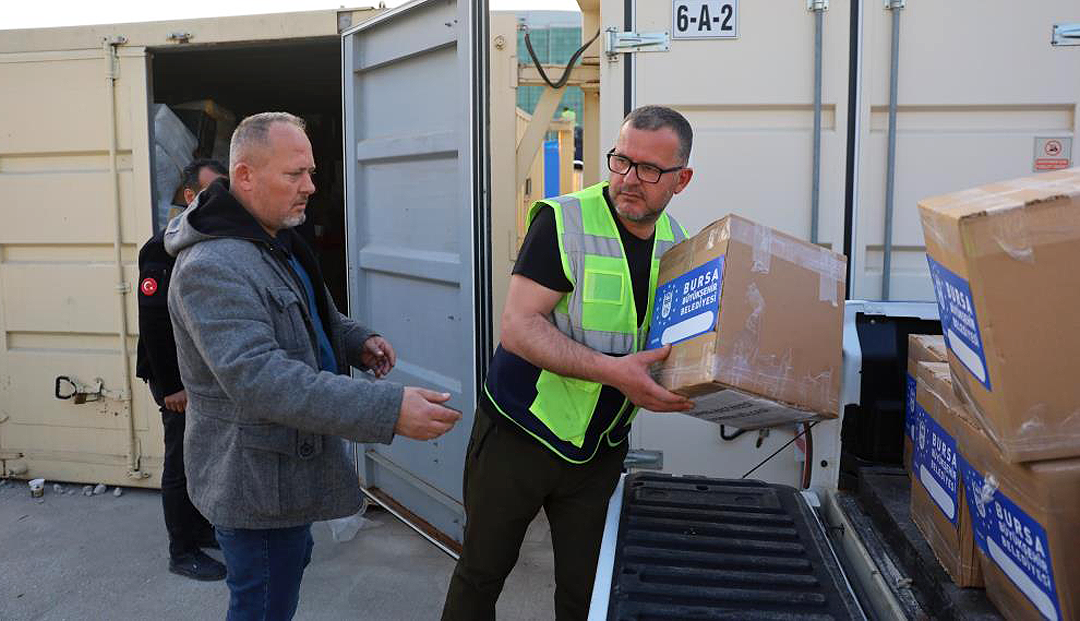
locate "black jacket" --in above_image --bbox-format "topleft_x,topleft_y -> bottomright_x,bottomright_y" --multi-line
135,229 -> 183,400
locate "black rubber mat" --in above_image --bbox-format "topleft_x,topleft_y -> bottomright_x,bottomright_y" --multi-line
607,473 -> 864,621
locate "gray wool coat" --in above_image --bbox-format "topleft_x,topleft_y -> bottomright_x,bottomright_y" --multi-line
164,203 -> 403,530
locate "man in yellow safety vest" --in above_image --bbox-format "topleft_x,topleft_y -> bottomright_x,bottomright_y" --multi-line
442,105 -> 696,621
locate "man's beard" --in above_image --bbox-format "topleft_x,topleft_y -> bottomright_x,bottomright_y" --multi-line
615,203 -> 662,224
614,193 -> 669,224
283,212 -> 306,228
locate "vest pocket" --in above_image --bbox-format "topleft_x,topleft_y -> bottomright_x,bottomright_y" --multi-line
582,269 -> 624,304
530,370 -> 603,448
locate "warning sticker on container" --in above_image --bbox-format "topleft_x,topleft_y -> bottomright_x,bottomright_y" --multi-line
647,256 -> 724,349
960,456 -> 1062,621
905,372 -> 917,441
912,403 -> 959,525
1033,137 -> 1072,172
927,255 -> 991,391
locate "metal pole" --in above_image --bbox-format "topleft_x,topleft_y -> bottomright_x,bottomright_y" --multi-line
103,36 -> 142,479
882,2 -> 902,300
811,7 -> 824,244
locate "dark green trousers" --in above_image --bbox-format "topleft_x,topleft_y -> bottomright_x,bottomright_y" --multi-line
441,405 -> 626,621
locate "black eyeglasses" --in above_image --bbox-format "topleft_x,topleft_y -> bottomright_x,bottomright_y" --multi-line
606,150 -> 685,184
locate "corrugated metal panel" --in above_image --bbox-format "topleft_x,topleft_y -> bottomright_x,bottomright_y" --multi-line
852,1 -> 1080,300
0,43 -> 157,486
606,473 -> 864,620
344,0 -> 487,545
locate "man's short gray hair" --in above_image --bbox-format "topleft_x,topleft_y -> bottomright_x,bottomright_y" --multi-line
623,105 -> 693,165
229,112 -> 306,170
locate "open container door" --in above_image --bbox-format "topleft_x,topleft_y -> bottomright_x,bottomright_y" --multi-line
342,0 -> 489,550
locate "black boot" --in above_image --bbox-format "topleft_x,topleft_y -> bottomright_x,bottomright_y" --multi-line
169,550 -> 227,581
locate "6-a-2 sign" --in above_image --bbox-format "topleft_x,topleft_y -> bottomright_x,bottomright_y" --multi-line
673,0 -> 738,39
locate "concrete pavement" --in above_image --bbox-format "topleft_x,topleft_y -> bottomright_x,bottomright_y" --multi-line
0,479 -> 557,620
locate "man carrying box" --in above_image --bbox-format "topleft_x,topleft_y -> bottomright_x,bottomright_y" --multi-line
441,106 -> 696,621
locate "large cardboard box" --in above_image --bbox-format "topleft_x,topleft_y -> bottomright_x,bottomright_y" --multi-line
905,334 -> 947,476
918,167 -> 1080,462
957,410 -> 1080,621
648,215 -> 846,428
909,361 -> 982,587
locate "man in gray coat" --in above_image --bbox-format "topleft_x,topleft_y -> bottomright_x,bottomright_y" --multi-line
165,111 -> 461,620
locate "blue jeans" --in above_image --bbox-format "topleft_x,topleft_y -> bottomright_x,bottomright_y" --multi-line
215,524 -> 314,621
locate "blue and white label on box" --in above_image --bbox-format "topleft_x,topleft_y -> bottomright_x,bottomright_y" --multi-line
926,255 -> 991,390
960,456 -> 1061,621
912,404 -> 959,525
905,373 -> 917,441
647,256 -> 724,349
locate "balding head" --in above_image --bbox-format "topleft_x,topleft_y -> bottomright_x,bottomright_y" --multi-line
228,112 -> 316,236
229,112 -> 306,172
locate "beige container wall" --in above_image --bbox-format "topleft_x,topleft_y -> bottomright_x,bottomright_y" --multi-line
853,1 -> 1080,301
598,0 -> 851,488
0,8 -> 379,488
596,0 -> 1080,489
0,45 -> 156,487
599,2 -> 851,250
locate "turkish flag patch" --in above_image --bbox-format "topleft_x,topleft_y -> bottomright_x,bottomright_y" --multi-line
140,277 -> 158,296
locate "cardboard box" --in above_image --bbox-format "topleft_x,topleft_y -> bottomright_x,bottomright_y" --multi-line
918,167 -> 1080,462
905,334 -> 947,476
957,408 -> 1080,621
648,215 -> 846,428
909,361 -> 982,587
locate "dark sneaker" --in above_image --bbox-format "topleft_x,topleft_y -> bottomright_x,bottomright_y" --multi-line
169,551 -> 227,581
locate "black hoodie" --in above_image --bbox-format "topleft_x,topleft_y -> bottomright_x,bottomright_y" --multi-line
137,179 -> 337,395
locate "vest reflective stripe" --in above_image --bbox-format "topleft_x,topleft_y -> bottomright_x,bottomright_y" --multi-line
535,184 -> 687,356
562,233 -> 625,258
487,182 -> 688,462
550,316 -> 637,354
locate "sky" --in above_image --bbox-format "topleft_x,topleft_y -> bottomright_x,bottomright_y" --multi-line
2,0 -> 580,31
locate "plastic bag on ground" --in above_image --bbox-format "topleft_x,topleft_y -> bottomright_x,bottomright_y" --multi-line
324,501 -> 381,542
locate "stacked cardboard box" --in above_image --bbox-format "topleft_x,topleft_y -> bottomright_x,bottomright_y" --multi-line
648,215 -> 846,428
918,167 -> 1080,617
904,334 -> 947,476
918,167 -> 1080,463
955,415 -> 1080,620
909,361 -> 982,587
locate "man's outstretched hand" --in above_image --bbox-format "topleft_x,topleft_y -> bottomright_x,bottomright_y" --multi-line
395,387 -> 461,440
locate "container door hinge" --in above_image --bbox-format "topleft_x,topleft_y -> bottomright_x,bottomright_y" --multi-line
1052,23 -> 1080,46
624,449 -> 664,470
605,28 -> 671,59
807,0 -> 828,11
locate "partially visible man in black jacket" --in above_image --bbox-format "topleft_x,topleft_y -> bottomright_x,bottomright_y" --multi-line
136,158 -> 228,581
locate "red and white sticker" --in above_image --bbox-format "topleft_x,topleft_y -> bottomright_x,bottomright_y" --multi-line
140,277 -> 158,296
1033,136 -> 1072,172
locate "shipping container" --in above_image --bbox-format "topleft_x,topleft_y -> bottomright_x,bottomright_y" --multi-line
0,7 -> 383,487
3,1 -> 1080,617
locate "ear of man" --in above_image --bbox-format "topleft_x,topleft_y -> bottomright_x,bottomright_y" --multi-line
673,167 -> 694,194
231,161 -> 255,193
